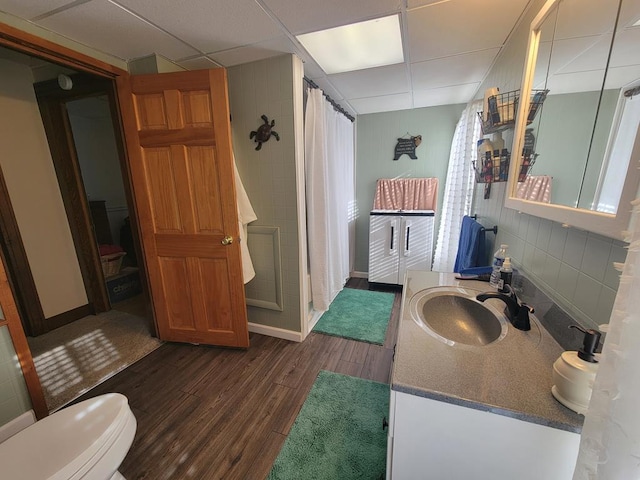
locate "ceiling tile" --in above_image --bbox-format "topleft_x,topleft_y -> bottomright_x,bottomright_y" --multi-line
349,93 -> 412,114
411,48 -> 499,90
620,1 -> 640,28
209,36 -> 298,67
407,0 -> 529,62
302,62 -> 325,79
551,36 -> 607,75
604,64 -> 640,90
546,70 -> 606,95
116,0 -> 282,53
261,0 -> 400,35
413,83 -> 479,108
0,0 -> 73,20
329,64 -> 409,100
610,28 -> 640,69
37,0 -> 198,60
407,0 -> 451,9
176,56 -> 221,70
555,0 -> 619,40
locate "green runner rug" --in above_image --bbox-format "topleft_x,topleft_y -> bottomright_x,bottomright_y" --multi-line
268,370 -> 389,480
313,288 -> 394,345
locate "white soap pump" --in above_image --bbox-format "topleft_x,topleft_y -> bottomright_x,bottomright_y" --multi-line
551,325 -> 601,415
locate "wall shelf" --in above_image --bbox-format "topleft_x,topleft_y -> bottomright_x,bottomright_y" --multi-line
478,89 -> 548,135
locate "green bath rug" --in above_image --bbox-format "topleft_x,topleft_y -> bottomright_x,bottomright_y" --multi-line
312,288 -> 394,345
267,370 -> 390,480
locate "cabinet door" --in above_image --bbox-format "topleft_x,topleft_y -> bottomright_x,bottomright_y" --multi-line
398,216 -> 433,284
368,215 -> 400,284
391,392 -> 579,479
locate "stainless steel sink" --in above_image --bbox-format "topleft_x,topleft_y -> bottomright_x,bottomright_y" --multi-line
409,287 -> 508,347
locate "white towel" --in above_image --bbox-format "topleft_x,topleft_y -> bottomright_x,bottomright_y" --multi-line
234,157 -> 257,283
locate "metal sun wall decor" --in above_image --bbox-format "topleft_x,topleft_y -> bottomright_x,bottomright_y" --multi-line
393,134 -> 422,160
250,114 -> 280,150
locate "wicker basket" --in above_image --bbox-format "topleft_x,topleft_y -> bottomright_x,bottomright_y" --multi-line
101,252 -> 126,277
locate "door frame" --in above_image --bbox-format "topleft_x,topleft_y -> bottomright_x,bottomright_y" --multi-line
0,167 -> 46,337
0,21 -> 152,417
33,73 -> 132,332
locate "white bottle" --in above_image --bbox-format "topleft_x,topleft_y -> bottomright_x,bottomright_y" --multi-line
492,131 -> 505,152
489,244 -> 508,288
477,138 -> 493,161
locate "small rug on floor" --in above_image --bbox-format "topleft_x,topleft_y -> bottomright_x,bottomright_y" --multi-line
313,288 -> 394,344
268,370 -> 389,480
28,309 -> 162,412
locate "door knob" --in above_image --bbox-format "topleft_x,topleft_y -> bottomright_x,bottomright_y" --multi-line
221,235 -> 234,245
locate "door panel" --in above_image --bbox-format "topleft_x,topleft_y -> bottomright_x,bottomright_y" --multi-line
118,69 -> 249,347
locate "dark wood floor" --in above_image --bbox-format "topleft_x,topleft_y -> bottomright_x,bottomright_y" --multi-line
76,279 -> 402,480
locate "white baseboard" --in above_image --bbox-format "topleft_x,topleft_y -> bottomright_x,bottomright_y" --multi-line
248,322 -> 303,342
307,309 -> 323,334
350,271 -> 368,279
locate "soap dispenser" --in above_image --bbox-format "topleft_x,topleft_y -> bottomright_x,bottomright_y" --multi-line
551,325 -> 601,415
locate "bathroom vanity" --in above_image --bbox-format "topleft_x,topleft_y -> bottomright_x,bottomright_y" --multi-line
387,270 -> 583,479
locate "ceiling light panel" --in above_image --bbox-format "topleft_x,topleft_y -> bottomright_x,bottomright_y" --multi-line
297,15 -> 404,75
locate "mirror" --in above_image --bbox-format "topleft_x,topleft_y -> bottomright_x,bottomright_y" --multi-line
506,0 -> 640,240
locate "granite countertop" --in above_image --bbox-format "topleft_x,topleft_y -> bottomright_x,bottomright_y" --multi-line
391,270 -> 584,434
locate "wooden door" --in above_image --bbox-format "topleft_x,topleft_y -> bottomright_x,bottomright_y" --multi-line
116,69 -> 249,347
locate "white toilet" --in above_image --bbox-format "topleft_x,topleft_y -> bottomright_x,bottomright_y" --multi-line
0,393 -> 136,480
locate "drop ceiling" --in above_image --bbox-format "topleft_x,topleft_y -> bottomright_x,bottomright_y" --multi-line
0,0 -> 638,116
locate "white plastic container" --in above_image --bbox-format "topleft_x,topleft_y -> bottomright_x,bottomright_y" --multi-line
551,326 -> 601,415
477,138 -> 493,162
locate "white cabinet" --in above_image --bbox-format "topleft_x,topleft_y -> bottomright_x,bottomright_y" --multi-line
368,210 -> 434,285
387,390 -> 580,480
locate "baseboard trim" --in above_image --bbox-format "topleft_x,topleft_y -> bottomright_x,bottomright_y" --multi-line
307,309 -> 323,334
350,271 -> 368,279
44,304 -> 92,333
248,322 -> 303,342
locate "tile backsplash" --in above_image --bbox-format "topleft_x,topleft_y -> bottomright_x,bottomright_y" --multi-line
474,183 -> 626,331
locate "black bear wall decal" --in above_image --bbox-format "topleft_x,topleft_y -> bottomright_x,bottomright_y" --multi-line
393,135 -> 422,160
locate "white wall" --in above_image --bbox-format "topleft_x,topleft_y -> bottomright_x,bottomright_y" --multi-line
0,59 -> 87,319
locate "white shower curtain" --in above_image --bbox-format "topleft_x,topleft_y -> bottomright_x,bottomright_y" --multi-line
572,197 -> 640,479
432,100 -> 482,272
305,88 -> 354,312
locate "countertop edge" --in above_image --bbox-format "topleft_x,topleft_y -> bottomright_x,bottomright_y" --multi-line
391,382 -> 582,434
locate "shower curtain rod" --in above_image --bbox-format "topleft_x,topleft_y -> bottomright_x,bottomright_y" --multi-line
304,76 -> 355,122
624,85 -> 640,98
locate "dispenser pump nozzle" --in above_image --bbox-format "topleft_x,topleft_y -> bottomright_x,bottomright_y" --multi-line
570,325 -> 601,363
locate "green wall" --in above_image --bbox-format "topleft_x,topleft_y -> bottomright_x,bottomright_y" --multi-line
354,104 -> 465,273
531,89 -> 618,207
228,55 -> 303,333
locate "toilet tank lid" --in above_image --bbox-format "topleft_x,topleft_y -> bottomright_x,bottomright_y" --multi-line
0,393 -> 132,479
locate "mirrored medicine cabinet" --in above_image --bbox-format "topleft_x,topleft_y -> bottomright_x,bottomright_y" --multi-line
505,0 -> 640,240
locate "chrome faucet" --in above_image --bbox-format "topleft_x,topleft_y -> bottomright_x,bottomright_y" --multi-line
476,285 -> 534,331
